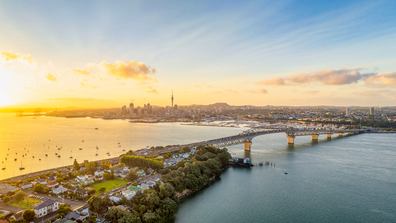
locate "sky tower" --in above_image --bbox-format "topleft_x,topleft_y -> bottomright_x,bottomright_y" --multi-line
171,89 -> 174,108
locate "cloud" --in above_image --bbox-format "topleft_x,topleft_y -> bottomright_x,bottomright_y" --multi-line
1,51 -> 33,64
247,89 -> 268,94
257,77 -> 286,85
303,91 -> 319,95
45,73 -> 57,82
80,82 -> 99,89
365,72 -> 396,86
144,86 -> 159,94
100,60 -> 157,82
73,68 -> 90,75
225,89 -> 238,94
257,69 -> 363,86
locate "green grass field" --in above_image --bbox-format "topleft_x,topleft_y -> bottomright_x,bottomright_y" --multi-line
91,179 -> 126,194
9,198 -> 41,209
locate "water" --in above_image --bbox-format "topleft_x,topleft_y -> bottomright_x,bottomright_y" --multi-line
1,114 -> 395,222
0,113 -> 243,180
176,133 -> 396,222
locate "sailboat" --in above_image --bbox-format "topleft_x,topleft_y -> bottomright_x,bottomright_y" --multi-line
70,150 -> 73,159
19,160 -> 25,170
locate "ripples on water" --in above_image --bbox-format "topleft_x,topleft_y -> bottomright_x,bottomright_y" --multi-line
176,133 -> 396,222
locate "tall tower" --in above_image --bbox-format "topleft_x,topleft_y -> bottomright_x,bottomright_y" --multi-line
171,89 -> 174,108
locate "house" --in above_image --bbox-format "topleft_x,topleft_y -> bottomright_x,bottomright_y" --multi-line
136,170 -> 146,176
109,193 -> 123,203
65,212 -> 85,221
94,170 -> 104,177
76,175 -> 86,184
75,205 -> 89,215
53,219 -> 76,223
75,188 -> 88,198
10,211 -> 23,222
0,210 -> 10,216
47,181 -> 59,188
123,166 -> 130,172
120,170 -> 128,178
84,174 -> 95,183
67,186 -> 77,193
20,182 -> 33,189
128,185 -> 142,192
122,189 -> 136,200
0,184 -> 18,195
32,178 -> 47,185
138,183 -> 149,190
48,175 -> 56,181
146,181 -> 156,187
52,186 -> 68,194
33,199 -> 59,217
147,168 -> 154,173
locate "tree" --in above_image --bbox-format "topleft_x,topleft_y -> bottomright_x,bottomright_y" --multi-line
57,204 -> 72,216
103,172 -> 114,180
104,206 -> 141,223
13,191 -> 26,201
73,159 -> 80,171
87,195 -> 103,212
125,170 -> 138,182
142,211 -> 159,223
0,214 -> 5,220
56,176 -> 64,183
10,219 -> 18,223
85,162 -> 97,174
33,183 -> 44,193
98,187 -> 106,194
180,146 -> 191,153
22,209 -> 35,221
2,196 -> 10,203
86,214 -> 97,223
88,188 -> 96,196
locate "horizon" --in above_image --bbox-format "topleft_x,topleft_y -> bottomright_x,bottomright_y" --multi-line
1,1 -> 396,108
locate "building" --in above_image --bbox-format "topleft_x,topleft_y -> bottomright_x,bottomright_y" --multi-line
121,189 -> 136,200
0,184 -> 18,195
346,108 -> 350,116
109,193 -> 123,203
129,103 -> 134,115
47,181 -> 59,188
20,182 -> 33,190
52,186 -> 68,194
33,199 -> 59,218
370,107 -> 374,115
75,188 -> 88,198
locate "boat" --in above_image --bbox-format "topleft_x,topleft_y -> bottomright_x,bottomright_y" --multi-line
57,155 -> 61,158
14,158 -> 17,161
95,128 -> 98,130
82,140 -> 84,142
1,168 -> 5,170
45,154 -> 48,156
19,161 -> 25,170
32,156 -> 34,158
122,149 -> 125,151
95,154 -> 98,156
55,153 -> 57,155
39,159 -> 41,161
79,148 -> 83,150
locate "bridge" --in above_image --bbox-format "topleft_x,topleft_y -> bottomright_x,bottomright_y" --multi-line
180,128 -> 368,151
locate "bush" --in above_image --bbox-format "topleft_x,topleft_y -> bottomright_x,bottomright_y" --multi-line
2,196 -> 10,203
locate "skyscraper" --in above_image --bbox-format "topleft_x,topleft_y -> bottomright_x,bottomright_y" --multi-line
171,89 -> 174,108
129,103 -> 134,115
346,108 -> 350,116
370,107 -> 374,115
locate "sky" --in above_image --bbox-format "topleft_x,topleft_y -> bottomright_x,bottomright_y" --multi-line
0,0 -> 396,108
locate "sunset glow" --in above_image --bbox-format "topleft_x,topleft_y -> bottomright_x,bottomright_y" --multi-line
1,1 -> 396,108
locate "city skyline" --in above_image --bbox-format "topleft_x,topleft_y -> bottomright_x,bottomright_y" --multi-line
1,1 -> 396,108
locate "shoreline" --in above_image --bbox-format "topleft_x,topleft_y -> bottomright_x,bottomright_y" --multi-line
0,157 -> 120,183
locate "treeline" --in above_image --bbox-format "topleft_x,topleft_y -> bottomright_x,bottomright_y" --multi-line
120,155 -> 164,170
96,146 -> 231,223
159,146 -> 230,192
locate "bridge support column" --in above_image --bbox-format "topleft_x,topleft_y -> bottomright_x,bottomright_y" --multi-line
287,135 -> 295,144
338,133 -> 343,136
327,134 -> 332,139
311,134 -> 319,141
244,142 -> 252,151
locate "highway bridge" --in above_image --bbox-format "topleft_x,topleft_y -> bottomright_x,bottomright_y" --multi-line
180,127 -> 368,151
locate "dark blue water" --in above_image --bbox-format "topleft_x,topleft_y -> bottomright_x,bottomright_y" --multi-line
176,133 -> 396,222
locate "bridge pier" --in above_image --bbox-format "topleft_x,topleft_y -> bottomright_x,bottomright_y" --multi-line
244,142 -> 252,151
327,134 -> 332,139
311,134 -> 319,141
287,135 -> 295,144
338,133 -> 343,136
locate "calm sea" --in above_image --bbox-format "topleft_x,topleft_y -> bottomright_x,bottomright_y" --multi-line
1,113 -> 395,222
176,130 -> 396,222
